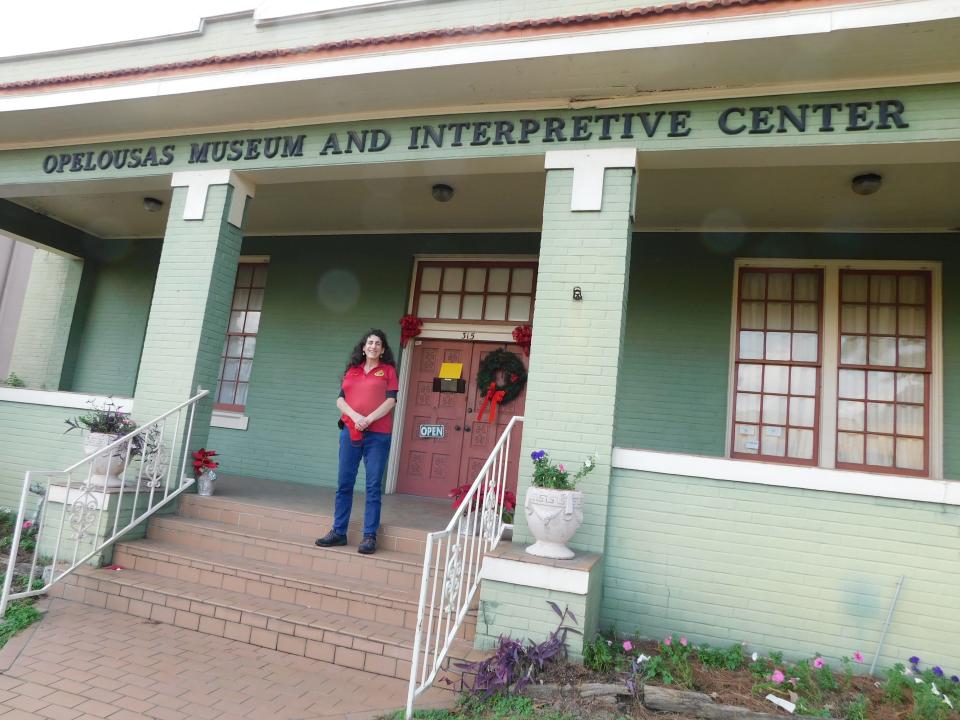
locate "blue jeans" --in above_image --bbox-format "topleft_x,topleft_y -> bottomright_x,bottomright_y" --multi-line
333,428 -> 391,537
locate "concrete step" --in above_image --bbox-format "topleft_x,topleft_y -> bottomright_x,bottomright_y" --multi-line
148,515 -> 425,590
179,492 -> 432,556
54,566 -> 484,684
111,537 -> 476,641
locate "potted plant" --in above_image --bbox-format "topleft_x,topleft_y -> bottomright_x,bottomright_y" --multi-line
524,450 -> 596,559
449,482 -> 517,538
64,401 -> 139,488
193,448 -> 219,496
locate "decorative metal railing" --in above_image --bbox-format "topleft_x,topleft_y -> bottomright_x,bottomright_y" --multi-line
0,390 -> 209,617
406,415 -> 523,719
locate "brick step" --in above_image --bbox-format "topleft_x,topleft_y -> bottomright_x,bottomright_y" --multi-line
148,515 -> 425,590
54,566 -> 483,684
112,537 -> 476,641
179,493 -> 433,556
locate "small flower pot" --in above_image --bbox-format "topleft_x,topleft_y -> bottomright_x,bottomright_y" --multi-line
197,470 -> 217,497
83,432 -> 128,488
523,487 -> 583,559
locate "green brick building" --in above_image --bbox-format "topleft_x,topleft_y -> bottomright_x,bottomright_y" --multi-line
0,0 -> 957,685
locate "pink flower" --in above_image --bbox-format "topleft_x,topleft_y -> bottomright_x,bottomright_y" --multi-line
680,636 -> 688,647
663,636 -> 672,646
558,464 -> 565,472
853,651 -> 864,663
813,658 -> 825,669
21,521 -> 32,530
623,640 -> 633,652
770,670 -> 785,684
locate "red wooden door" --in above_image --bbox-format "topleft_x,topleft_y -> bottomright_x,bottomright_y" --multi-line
397,340 -> 472,498
459,343 -> 527,494
397,340 -> 527,499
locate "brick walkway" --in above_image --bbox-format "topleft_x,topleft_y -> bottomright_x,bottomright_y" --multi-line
0,599 -> 454,719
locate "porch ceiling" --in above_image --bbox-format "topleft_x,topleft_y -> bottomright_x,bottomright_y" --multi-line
12,158 -> 960,238
2,15 -> 960,148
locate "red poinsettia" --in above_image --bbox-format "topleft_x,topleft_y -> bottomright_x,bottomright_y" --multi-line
449,483 -> 517,522
192,448 -> 219,477
399,315 -> 423,348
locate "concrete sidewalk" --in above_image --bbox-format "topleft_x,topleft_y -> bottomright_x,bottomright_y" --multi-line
0,598 -> 454,719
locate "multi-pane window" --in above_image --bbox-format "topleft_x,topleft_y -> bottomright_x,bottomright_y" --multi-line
732,269 -> 822,464
414,262 -> 537,324
730,264 -> 935,477
836,271 -> 930,474
215,262 -> 268,411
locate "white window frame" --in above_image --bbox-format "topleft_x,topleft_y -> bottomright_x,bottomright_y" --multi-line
726,258 -> 943,479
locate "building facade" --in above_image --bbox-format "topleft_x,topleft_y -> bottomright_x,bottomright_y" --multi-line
0,0 -> 958,673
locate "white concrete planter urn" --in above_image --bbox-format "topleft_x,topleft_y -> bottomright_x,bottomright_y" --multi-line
524,487 -> 584,560
83,432 -> 127,488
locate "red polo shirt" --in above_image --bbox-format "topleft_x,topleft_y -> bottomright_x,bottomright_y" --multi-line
341,363 -> 399,434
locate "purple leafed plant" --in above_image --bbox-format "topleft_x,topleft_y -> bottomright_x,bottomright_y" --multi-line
456,601 -> 581,697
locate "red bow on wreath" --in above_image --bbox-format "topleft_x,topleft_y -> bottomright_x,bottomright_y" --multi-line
399,315 -> 423,348
512,324 -> 533,356
476,382 -> 506,424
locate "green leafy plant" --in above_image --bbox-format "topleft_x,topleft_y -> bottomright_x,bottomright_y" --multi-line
698,643 -> 745,671
0,600 -> 40,649
844,693 -> 869,720
644,634 -> 695,689
2,372 -> 25,388
65,400 -> 138,436
529,451 -> 597,491
883,663 -> 912,703
583,634 -> 615,674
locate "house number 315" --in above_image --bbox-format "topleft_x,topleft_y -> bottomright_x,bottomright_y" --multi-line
460,331 -> 476,340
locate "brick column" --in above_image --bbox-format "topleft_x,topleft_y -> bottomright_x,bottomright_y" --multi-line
513,149 -> 637,555
133,171 -> 254,454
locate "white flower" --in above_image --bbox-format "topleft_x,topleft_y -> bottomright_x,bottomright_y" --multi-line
943,696 -> 953,709
637,654 -> 650,664
752,652 -> 759,662
930,683 -> 940,696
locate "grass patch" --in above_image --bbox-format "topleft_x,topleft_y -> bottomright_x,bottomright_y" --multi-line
382,694 -> 579,719
0,599 -> 40,649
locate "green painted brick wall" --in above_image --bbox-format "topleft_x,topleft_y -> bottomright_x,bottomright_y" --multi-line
65,239 -> 161,397
614,233 -> 960,476
602,467 -> 960,672
208,233 -> 539,486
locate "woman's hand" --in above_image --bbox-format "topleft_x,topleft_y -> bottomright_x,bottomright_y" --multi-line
354,416 -> 369,431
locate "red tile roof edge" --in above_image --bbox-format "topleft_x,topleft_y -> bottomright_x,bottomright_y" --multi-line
0,0 -> 802,93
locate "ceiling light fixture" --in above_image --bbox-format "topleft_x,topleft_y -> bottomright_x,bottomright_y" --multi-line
142,196 -> 164,212
431,184 -> 454,203
851,173 -> 882,196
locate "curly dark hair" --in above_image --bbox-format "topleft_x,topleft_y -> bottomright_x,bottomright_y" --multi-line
345,329 -> 396,372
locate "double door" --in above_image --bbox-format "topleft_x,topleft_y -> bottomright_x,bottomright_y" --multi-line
397,339 -> 526,498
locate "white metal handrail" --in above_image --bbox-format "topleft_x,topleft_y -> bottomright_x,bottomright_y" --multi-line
0,390 -> 209,617
406,415 -> 523,719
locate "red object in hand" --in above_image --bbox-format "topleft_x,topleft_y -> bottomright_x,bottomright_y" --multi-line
341,414 -> 363,443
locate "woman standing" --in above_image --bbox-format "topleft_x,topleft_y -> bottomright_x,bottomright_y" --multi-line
316,329 -> 398,555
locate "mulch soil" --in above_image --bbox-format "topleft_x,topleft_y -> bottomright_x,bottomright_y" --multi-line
532,639 -> 930,720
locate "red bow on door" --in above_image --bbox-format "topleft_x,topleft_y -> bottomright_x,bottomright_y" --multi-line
476,382 -> 506,424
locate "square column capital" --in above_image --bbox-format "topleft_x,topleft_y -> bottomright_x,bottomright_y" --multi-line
544,148 -> 637,212
170,170 -> 256,228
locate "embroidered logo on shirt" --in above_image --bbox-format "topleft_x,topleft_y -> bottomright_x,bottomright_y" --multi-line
374,370 -> 385,377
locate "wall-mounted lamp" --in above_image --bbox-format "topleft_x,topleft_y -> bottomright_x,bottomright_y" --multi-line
851,173 -> 882,196
142,196 -> 164,212
431,183 -> 454,203
572,286 -> 583,301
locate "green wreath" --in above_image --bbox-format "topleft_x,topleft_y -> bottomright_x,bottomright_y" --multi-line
476,349 -> 527,405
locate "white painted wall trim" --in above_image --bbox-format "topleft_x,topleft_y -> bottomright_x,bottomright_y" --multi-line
480,555 -> 591,595
612,447 -> 960,506
3,0 -> 959,114
0,388 -> 133,412
211,410 -> 249,430
170,170 -> 256,227
545,148 -> 637,211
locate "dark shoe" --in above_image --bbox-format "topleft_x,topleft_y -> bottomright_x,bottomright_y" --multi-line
358,534 -> 377,554
315,530 -> 347,547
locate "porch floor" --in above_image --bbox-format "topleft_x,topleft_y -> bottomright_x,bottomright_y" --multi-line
213,474 -> 455,534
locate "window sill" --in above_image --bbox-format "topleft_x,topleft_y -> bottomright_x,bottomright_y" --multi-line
211,410 -> 248,431
611,447 -> 960,506
0,388 -> 133,412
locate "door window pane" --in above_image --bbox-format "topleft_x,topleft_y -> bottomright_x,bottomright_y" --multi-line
841,305 -> 867,333
736,393 -> 761,423
867,371 -> 895,401
442,267 -> 464,292
484,295 -> 506,321
789,397 -> 816,427
462,295 -> 484,320
420,266 -> 442,291
741,272 -> 765,299
765,332 -> 791,361
512,268 -> 534,293
841,274 -> 867,302
737,364 -> 762,392
487,268 -> 510,292
762,396 -> 788,425
896,438 -> 924,470
417,293 -> 439,318
767,303 -> 791,330
838,401 -> 865,431
740,302 -> 764,329
464,267 -> 486,292
767,274 -> 792,300
764,365 -> 789,394
840,336 -> 866,364
837,432 -> 864,463
508,296 -> 532,322
788,428 -> 814,459
791,367 -> 817,396
438,294 -> 461,318
866,434 -> 894,466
